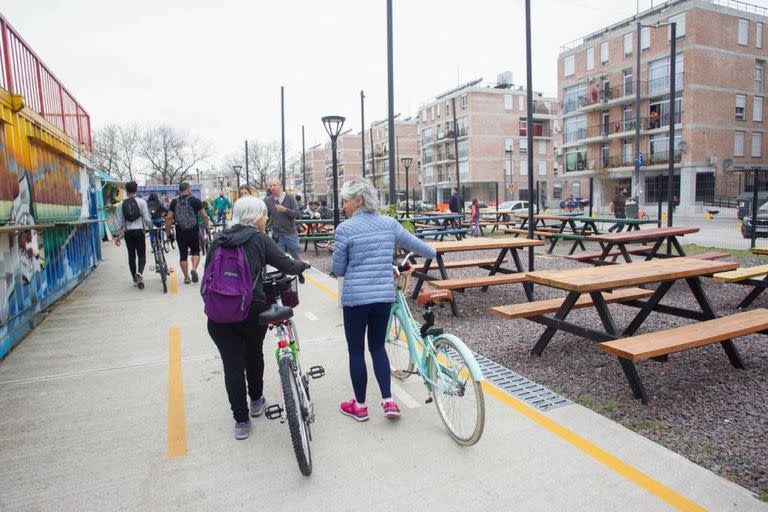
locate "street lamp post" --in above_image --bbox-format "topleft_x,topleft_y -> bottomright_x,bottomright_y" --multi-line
322,115 -> 346,227
233,165 -> 242,189
401,157 -> 413,218
217,175 -> 225,192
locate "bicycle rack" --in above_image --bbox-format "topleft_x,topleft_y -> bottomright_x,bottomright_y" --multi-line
307,366 -> 325,379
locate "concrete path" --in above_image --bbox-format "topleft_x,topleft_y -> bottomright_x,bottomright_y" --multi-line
0,243 -> 765,511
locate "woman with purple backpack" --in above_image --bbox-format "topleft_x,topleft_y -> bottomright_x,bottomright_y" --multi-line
204,196 -> 310,440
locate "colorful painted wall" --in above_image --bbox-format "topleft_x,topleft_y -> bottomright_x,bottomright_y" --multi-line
0,88 -> 101,358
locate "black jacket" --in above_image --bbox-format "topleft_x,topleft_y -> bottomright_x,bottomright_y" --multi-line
449,193 -> 464,213
205,224 -> 308,306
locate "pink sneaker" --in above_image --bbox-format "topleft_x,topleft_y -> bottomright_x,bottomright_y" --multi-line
381,400 -> 401,418
340,400 -> 369,422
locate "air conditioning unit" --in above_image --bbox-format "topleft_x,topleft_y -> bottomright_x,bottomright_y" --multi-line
709,156 -> 718,165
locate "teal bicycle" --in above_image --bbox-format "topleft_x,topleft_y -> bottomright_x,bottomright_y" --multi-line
385,253 -> 486,446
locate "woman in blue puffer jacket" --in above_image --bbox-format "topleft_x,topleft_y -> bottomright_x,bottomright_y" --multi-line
332,177 -> 436,422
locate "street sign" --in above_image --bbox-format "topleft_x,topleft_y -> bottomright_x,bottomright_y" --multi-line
637,152 -> 644,167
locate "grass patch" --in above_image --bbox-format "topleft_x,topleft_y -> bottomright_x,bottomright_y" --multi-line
683,244 -> 755,259
758,491 -> 768,502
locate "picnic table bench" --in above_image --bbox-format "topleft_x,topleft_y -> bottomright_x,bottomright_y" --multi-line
584,226 -> 701,263
295,218 -> 335,253
491,257 -> 746,403
406,214 -> 468,241
714,264 -> 768,309
411,238 -> 544,315
750,247 -> 768,255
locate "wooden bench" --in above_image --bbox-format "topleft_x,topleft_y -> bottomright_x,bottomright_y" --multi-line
426,258 -> 507,271
599,308 -> 768,404
688,252 -> 730,260
714,264 -> 768,309
491,288 -> 653,319
415,228 -> 470,241
430,273 -> 528,290
504,228 -> 557,238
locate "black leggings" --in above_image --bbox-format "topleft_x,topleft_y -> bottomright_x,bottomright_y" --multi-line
342,302 -> 392,404
123,229 -> 146,279
208,305 -> 269,422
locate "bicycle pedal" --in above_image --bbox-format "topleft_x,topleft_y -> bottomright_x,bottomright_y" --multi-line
307,366 -> 325,379
425,397 -> 433,404
264,404 -> 283,420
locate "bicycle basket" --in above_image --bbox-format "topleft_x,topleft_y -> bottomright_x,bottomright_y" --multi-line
264,272 -> 299,308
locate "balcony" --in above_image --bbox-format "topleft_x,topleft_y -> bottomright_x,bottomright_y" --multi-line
599,149 -> 682,170
563,73 -> 684,115
563,111 -> 683,145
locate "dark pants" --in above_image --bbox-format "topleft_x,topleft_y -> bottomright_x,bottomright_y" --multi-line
608,211 -> 627,232
123,229 -> 146,279
208,305 -> 269,422
342,302 -> 392,404
176,227 -> 200,262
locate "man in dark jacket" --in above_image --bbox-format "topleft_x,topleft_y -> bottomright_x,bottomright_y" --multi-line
448,188 -> 463,213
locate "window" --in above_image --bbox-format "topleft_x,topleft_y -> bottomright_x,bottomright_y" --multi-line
538,161 -> 547,176
456,117 -> 468,136
520,160 -> 528,176
586,47 -> 594,70
565,146 -> 587,172
421,110 -> 427,122
623,139 -> 633,165
668,13 -> 686,39
649,130 -> 681,162
735,131 -> 745,156
437,103 -> 442,117
641,27 -> 651,50
649,54 -> 684,93
519,120 -> 527,136
519,138 -> 528,154
457,140 -> 468,159
755,97 -> 763,122
601,111 -> 610,136
752,132 -> 762,157
695,173 -> 715,202
649,96 -> 682,128
601,142 -> 610,167
564,114 -> 587,143
624,33 -> 633,56
736,94 -> 746,120
445,101 -> 450,116
505,160 -> 513,175
553,182 -> 563,199
623,68 -> 633,96
504,94 -> 514,110
739,19 -> 749,46
600,42 -> 609,64
538,140 -> 547,155
504,138 -> 514,152
756,62 -> 764,93
519,95 -> 525,111
758,23 -> 764,48
646,175 -> 681,203
436,145 -> 443,162
423,147 -> 434,164
422,128 -> 432,144
564,55 -> 575,77
563,82 -> 586,113
460,94 -> 468,108
431,105 -> 436,120
459,161 -> 469,181
572,182 -> 581,198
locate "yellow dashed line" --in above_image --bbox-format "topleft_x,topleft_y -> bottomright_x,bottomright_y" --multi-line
167,326 -> 187,459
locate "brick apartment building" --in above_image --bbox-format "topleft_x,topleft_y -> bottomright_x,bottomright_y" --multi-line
301,144 -> 327,202
366,116 -> 419,204
324,131 -> 362,208
417,75 -> 570,208
557,0 -> 768,213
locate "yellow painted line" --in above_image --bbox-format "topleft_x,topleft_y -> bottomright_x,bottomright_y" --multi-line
167,326 -> 188,459
169,267 -> 178,295
306,274 -> 705,512
304,273 -> 337,299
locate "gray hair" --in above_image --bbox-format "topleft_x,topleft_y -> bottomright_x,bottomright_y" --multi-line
340,177 -> 379,212
232,195 -> 268,228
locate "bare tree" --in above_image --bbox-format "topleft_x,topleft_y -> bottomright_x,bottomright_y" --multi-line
92,125 -> 120,177
117,125 -> 142,182
247,140 -> 281,190
221,153 -> 246,188
140,125 -> 210,185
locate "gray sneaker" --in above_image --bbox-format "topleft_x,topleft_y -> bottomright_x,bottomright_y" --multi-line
234,420 -> 251,440
250,396 -> 267,417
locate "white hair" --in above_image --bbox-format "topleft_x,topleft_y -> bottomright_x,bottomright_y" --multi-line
232,195 -> 267,227
340,177 -> 379,212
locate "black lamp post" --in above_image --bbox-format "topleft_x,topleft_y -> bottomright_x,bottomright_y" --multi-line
233,165 -> 242,189
401,156 -> 413,218
322,115 -> 346,227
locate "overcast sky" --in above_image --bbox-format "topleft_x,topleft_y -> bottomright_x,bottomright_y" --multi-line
5,0 -> 767,168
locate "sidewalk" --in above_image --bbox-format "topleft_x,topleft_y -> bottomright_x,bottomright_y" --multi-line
0,243 -> 764,511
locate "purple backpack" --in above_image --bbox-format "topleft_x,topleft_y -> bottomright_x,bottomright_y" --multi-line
200,246 -> 254,323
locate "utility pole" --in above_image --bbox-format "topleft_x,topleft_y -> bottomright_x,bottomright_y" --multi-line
245,140 -> 250,187
301,125 -> 307,201
634,20 -> 642,202
361,90 -> 366,177
280,86 -> 286,189
452,96 -> 460,189
386,0 -> 396,204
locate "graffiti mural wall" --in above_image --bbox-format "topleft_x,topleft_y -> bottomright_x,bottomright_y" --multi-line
0,90 -> 102,358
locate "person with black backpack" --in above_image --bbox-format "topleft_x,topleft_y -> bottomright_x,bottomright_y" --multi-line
146,193 -> 167,246
114,181 -> 153,289
166,182 -> 208,284
202,195 -> 310,440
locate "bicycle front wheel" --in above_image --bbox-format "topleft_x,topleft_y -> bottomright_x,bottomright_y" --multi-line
428,337 -> 485,446
279,356 -> 312,476
385,315 -> 414,380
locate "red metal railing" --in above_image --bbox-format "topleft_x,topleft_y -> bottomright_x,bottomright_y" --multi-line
0,13 -> 91,150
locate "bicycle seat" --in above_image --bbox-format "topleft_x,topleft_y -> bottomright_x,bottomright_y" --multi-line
258,304 -> 294,325
416,288 -> 453,305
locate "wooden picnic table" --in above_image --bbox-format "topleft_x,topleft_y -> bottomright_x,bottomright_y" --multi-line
411,238 -> 544,315
571,216 -> 658,234
751,247 -> 768,256
585,226 -> 699,263
407,213 -> 467,241
521,257 -> 738,354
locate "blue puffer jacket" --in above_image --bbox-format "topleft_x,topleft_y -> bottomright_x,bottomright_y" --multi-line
332,210 -> 437,307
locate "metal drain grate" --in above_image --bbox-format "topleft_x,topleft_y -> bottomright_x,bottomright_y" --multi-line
473,353 -> 571,412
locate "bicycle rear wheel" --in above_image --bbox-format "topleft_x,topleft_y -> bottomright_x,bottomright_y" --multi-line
428,337 -> 485,446
385,315 -> 414,380
278,356 -> 312,476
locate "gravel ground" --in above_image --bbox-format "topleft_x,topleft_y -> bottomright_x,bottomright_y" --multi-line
302,240 -> 768,497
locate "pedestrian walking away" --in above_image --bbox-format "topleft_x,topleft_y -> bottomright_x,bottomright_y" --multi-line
166,182 -> 208,284
448,187 -> 463,214
146,192 -> 167,245
331,177 -> 437,422
204,195 -> 310,440
213,192 -> 232,227
265,176 -> 304,282
470,198 -> 481,236
608,187 -> 628,233
114,181 -> 153,290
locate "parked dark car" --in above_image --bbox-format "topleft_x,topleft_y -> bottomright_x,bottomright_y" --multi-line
742,200 -> 768,238
737,191 -> 768,220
